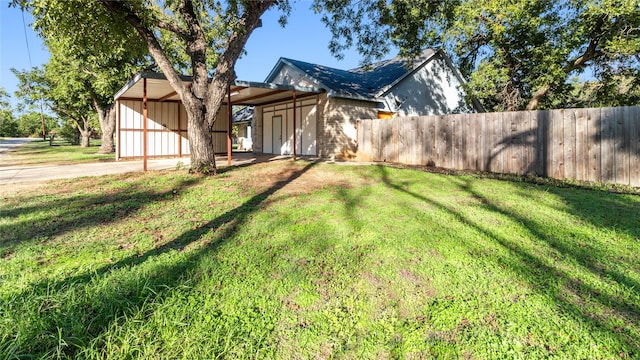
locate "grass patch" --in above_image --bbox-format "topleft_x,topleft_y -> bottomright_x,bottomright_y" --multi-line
1,161 -> 639,358
1,139 -> 114,166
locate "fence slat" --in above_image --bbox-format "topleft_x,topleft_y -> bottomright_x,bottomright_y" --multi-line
574,109 -> 588,181
464,113 -> 474,170
587,108 -> 601,182
630,106 -> 640,187
511,112 -> 524,175
601,107 -> 615,182
551,109 -> 565,179
615,107 -> 631,185
564,109 -> 577,179
485,112 -> 501,173
477,113 -> 486,171
423,115 -> 436,166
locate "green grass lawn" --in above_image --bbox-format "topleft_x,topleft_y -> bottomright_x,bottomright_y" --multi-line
1,160 -> 639,359
1,139 -> 114,166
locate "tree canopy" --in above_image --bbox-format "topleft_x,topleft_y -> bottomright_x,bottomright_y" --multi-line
313,0 -> 640,111
16,0 -> 150,151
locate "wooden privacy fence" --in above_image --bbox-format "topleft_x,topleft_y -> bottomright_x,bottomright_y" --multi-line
357,106 -> 640,186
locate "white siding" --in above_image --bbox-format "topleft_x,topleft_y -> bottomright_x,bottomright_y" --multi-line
260,97 -> 317,156
117,100 -> 228,159
383,54 -> 474,116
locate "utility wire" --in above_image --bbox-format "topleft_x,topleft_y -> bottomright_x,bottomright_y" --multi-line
21,9 -> 33,68
21,8 -> 46,139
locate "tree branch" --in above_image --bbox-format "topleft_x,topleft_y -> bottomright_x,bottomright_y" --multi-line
98,0 -> 191,108
205,0 -> 275,127
157,18 -> 189,39
526,14 -> 608,110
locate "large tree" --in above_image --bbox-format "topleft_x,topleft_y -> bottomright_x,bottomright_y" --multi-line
94,0 -> 287,173
314,0 -> 640,111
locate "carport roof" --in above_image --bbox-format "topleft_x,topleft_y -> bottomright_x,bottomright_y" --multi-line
114,72 -> 324,106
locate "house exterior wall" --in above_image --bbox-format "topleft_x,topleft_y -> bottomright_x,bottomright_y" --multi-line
382,53 -> 475,116
117,99 -> 228,160
254,97 -> 318,156
316,94 -> 378,159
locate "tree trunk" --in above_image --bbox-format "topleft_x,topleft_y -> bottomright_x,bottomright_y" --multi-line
80,130 -> 91,147
185,104 -> 217,174
95,100 -> 117,154
77,117 -> 92,148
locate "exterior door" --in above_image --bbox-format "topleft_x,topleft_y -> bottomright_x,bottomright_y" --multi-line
272,115 -> 282,155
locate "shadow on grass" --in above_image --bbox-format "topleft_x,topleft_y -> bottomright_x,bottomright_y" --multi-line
373,165 -> 640,355
4,161 -> 317,357
0,177 -> 202,250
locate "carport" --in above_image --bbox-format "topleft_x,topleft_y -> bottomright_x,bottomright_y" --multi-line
114,72 -> 323,170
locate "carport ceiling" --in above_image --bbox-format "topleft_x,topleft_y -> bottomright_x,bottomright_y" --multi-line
114,72 -> 324,106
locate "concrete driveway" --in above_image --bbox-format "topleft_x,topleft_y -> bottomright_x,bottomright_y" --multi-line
0,138 -> 299,185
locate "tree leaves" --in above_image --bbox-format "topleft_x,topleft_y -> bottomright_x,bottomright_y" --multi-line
314,0 -> 640,111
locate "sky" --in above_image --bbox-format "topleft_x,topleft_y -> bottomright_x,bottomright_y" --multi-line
0,1 -> 388,111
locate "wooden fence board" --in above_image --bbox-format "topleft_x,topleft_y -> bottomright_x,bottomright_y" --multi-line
510,112 -> 525,175
435,115 -> 448,168
452,114 -> 465,170
551,110 -> 564,179
477,113 -> 486,171
398,117 -> 408,164
464,113 -> 474,170
587,108 -> 601,182
371,119 -> 381,162
423,115 -> 437,166
574,109 -> 588,181
534,110 -> 549,176
398,116 -> 420,165
525,111 -> 535,175
358,120 -> 371,162
630,107 -> 640,187
615,107 -> 631,185
601,107 -> 615,182
485,113 -> 496,172
564,109 -> 577,179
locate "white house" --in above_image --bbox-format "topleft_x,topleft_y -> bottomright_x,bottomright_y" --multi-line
113,49 -> 478,162
253,48 -> 480,159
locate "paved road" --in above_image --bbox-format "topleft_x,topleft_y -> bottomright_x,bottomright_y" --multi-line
0,137 -> 38,154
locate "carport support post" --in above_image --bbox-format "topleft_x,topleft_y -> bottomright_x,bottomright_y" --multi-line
143,78 -> 148,172
293,90 -> 297,161
227,85 -> 232,166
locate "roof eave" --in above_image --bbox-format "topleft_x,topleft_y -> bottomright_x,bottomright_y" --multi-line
114,72 -> 194,100
326,90 -> 384,105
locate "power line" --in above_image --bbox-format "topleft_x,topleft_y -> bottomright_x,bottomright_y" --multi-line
21,8 -> 33,68
21,8 -> 46,139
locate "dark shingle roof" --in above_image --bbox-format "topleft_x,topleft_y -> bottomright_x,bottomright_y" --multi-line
232,106 -> 253,123
278,49 -> 436,100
